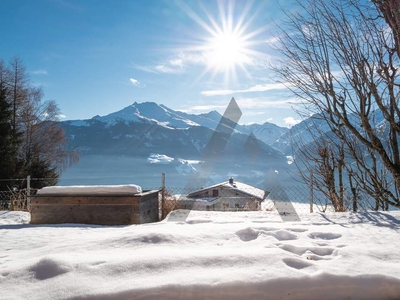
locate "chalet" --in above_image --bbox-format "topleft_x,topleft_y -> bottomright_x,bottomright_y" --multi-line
186,178 -> 269,211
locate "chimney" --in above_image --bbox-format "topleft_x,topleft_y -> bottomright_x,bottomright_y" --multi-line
229,177 -> 234,184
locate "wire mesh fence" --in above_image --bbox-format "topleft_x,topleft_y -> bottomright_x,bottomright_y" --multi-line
0,177 -> 396,214
0,189 -> 37,211
158,184 -> 391,218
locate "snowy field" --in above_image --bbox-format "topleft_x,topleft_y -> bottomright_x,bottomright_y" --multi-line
1,209 -> 400,300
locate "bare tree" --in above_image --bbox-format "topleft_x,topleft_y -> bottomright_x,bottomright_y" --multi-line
344,128 -> 395,210
371,0 -> 400,57
1,57 -> 79,185
18,86 -> 79,182
272,0 -> 400,208
290,116 -> 351,211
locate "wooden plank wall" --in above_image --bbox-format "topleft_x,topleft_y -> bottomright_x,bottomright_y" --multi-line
30,190 -> 159,225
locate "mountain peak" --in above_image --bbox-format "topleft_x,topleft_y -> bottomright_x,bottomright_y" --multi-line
63,101 -> 289,149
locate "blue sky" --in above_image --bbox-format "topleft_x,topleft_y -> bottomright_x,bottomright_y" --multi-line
0,0 -> 301,127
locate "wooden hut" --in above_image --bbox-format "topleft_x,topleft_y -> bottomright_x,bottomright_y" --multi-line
29,185 -> 159,225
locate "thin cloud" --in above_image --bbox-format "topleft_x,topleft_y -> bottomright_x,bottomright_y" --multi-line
130,78 -> 139,85
237,97 -> 294,109
132,54 -> 192,75
132,48 -> 270,76
179,96 -> 299,115
31,70 -> 48,75
169,58 -> 184,67
129,78 -> 145,87
264,36 -> 281,45
180,96 -> 300,115
283,116 -> 301,127
155,64 -> 183,74
244,111 -> 266,117
178,104 -> 226,114
134,63 -> 184,75
201,83 -> 287,96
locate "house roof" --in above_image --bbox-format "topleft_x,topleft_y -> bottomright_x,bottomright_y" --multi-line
187,179 -> 269,201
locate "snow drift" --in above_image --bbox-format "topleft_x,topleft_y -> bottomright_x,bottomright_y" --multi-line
1,209 -> 400,300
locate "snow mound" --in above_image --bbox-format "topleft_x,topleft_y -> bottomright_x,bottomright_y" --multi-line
0,211 -> 30,224
37,184 -> 142,195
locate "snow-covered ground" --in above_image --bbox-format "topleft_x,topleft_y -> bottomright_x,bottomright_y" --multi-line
1,209 -> 400,300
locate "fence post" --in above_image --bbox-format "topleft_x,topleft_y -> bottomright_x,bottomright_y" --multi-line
27,175 -> 31,210
309,169 -> 313,213
161,172 -> 165,219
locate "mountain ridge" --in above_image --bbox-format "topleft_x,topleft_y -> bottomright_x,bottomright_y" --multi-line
63,101 -> 289,148
59,101 -> 292,187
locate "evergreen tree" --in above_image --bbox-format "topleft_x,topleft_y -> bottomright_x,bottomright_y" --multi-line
0,84 -> 20,190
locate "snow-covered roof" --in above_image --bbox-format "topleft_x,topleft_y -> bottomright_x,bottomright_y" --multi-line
36,184 -> 142,196
188,180 -> 268,200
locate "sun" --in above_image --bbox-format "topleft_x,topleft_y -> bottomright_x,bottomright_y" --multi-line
205,30 -> 250,72
176,0 -> 264,83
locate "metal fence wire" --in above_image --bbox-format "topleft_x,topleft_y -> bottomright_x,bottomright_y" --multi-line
0,177 -> 392,214
158,184 -> 385,218
0,189 -> 37,211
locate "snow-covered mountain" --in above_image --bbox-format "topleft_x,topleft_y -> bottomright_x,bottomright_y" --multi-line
63,101 -> 288,151
272,114 -> 332,155
70,102 -> 200,129
60,102 -> 293,187
273,110 -> 388,155
240,122 -> 289,146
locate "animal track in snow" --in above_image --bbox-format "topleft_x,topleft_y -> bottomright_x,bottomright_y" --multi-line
308,232 -> 342,240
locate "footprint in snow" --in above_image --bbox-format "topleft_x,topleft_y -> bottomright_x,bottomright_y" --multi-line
236,228 -> 298,242
279,244 -> 336,260
308,232 -> 342,240
285,228 -> 308,233
283,257 -> 313,270
236,227 -> 259,241
265,230 -> 298,241
29,258 -> 71,280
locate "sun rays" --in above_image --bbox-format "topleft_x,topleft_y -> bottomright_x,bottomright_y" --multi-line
176,0 -> 267,84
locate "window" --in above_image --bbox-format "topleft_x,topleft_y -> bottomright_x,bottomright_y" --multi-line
213,189 -> 219,197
